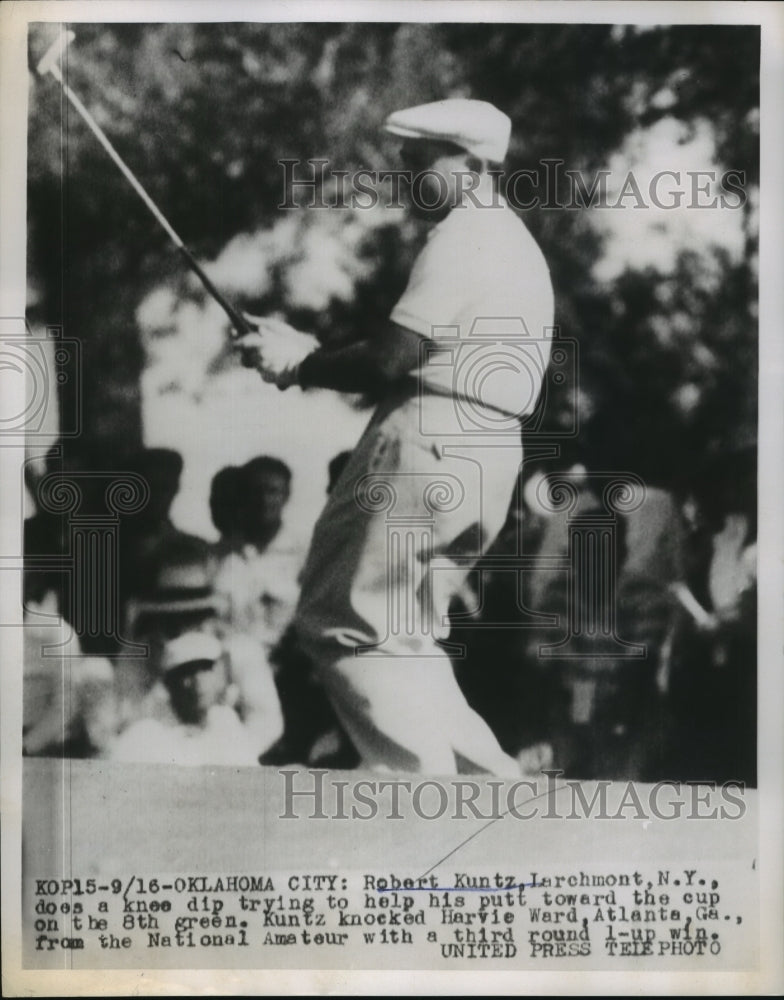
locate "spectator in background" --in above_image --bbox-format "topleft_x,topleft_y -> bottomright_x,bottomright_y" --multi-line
525,460 -> 601,614
211,457 -> 307,655
523,464 -> 689,780
707,510 -> 757,635
119,448 -> 211,604
538,587 -> 666,782
122,546 -> 284,760
619,483 -> 686,697
23,568 -> 116,758
667,447 -> 757,785
24,446 -> 68,575
706,505 -> 757,785
209,465 -> 245,553
109,632 -> 262,766
23,443 -> 100,623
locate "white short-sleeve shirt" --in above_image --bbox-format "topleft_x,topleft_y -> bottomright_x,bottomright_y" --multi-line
390,197 -> 555,418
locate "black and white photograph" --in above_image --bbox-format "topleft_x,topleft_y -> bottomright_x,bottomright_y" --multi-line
1,0 -> 782,994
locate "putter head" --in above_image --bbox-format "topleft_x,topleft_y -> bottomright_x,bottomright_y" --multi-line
36,30 -> 75,77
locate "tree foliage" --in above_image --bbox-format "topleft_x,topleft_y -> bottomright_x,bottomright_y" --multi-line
27,22 -> 758,495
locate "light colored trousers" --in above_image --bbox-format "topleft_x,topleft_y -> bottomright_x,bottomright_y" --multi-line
295,389 -> 522,776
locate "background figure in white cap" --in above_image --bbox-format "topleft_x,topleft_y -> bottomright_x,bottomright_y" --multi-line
109,632 -> 264,766
237,98 -> 554,775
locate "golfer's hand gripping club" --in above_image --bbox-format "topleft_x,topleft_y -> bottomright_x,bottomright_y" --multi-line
237,315 -> 318,389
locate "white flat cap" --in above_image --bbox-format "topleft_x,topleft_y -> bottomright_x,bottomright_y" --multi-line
384,98 -> 511,163
162,631 -> 222,673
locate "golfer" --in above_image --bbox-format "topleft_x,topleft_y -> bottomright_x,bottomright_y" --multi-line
238,99 -> 554,775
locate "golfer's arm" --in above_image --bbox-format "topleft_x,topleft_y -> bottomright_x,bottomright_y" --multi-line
297,323 -> 424,393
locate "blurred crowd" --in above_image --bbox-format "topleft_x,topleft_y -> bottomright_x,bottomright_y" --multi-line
22,443 -> 756,784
